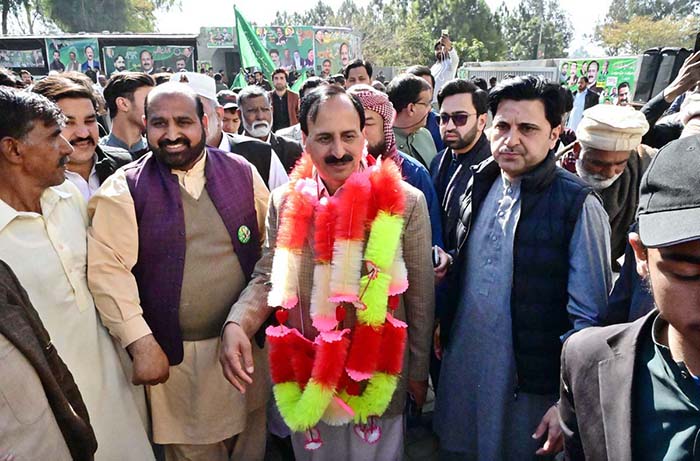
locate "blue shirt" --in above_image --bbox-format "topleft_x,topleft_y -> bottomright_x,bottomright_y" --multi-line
397,151 -> 444,248
426,110 -> 445,153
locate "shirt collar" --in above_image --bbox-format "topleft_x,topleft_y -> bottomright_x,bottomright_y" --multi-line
0,184 -> 73,232
171,149 -> 207,181
218,133 -> 229,152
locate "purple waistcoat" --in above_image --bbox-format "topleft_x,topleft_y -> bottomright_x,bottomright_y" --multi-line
125,147 -> 261,365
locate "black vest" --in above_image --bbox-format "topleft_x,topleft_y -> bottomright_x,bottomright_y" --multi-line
225,133 -> 273,188
445,153 -> 595,394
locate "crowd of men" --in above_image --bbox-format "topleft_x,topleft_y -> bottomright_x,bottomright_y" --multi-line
0,35 -> 699,461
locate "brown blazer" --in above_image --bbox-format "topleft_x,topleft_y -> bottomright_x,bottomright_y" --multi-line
560,312 -> 656,461
269,89 -> 299,127
227,181 -> 435,417
0,260 -> 97,461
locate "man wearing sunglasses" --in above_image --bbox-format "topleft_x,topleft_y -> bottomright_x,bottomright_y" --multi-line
429,79 -> 491,250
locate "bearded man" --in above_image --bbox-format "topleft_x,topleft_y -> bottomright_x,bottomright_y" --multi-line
238,85 -> 303,173
88,82 -> 271,460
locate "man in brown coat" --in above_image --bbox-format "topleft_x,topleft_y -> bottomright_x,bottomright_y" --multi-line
220,85 -> 435,459
269,68 -> 299,133
0,260 -> 97,461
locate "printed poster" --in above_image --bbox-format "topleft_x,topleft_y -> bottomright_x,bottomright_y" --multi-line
45,38 -> 100,74
204,27 -> 235,48
312,27 -> 358,76
559,57 -> 639,106
0,49 -> 45,69
102,45 -> 195,76
256,25 -> 315,72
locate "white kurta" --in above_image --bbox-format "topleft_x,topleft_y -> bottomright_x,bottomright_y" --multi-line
0,181 -> 154,461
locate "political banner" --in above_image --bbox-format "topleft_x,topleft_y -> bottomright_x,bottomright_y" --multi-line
559,57 -> 640,106
312,27 -> 359,76
102,45 -> 195,76
256,25 -> 315,72
45,38 -> 100,74
204,27 -> 235,48
0,49 -> 45,69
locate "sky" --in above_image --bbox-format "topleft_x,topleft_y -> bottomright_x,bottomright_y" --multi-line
155,0 -> 613,58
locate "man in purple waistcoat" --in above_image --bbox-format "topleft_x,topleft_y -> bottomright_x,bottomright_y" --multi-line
87,82 -> 272,460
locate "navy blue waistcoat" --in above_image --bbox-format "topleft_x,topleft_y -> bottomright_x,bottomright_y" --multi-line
445,153 -> 594,394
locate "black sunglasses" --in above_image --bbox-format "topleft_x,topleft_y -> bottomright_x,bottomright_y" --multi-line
439,112 -> 476,127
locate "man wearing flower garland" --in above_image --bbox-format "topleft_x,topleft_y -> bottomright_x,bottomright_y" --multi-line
221,85 -> 435,459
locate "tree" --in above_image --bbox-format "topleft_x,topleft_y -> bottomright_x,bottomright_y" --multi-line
409,0 -> 505,61
37,0 -> 176,33
606,0 -> 699,22
596,15 -> 700,54
498,0 -> 573,60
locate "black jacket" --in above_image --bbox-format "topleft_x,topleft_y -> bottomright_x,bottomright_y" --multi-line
573,88 -> 599,111
225,133 -> 275,189
95,144 -> 132,184
269,132 -> 303,173
640,91 -> 683,148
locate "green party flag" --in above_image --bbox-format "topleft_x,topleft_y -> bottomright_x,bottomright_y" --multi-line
231,71 -> 247,90
290,70 -> 309,93
234,6 -> 275,78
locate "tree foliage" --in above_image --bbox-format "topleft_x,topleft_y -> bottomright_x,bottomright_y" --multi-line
596,15 -> 700,54
606,0 -> 699,22
271,0 -> 511,68
497,0 -> 573,60
1,0 -> 176,34
42,0 -> 176,32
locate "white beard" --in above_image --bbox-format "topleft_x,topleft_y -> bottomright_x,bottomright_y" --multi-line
243,118 -> 271,138
575,158 -> 622,190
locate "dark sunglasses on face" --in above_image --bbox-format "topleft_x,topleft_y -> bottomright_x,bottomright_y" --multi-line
439,112 -> 476,127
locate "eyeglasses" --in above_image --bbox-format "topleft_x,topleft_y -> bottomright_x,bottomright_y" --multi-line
439,112 -> 477,126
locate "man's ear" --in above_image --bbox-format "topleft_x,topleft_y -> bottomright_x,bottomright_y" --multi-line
629,232 -> 650,278
0,137 -> 21,165
115,96 -> 130,113
548,124 -> 562,149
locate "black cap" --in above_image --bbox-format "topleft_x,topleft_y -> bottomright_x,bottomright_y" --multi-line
216,90 -> 238,110
637,135 -> 700,247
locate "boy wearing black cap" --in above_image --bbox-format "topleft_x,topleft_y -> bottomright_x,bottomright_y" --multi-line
560,134 -> 700,460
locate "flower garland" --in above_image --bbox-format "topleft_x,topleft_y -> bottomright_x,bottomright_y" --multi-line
265,153 -> 409,449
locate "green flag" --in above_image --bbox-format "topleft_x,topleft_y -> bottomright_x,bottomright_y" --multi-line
230,71 -> 247,90
290,70 -> 309,93
234,6 -> 275,78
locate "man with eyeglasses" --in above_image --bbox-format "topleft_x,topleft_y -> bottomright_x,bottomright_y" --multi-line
387,73 -> 438,168
434,76 -> 611,459
429,79 -> 492,250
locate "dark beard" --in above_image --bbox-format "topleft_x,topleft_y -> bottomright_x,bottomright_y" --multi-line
367,138 -> 386,158
443,122 -> 478,152
149,126 -> 207,169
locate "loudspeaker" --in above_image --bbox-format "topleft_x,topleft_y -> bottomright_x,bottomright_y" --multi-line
633,47 -> 661,104
650,47 -> 691,99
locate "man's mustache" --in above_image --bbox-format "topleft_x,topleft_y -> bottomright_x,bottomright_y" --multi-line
324,154 -> 354,165
70,136 -> 94,146
59,155 -> 70,167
